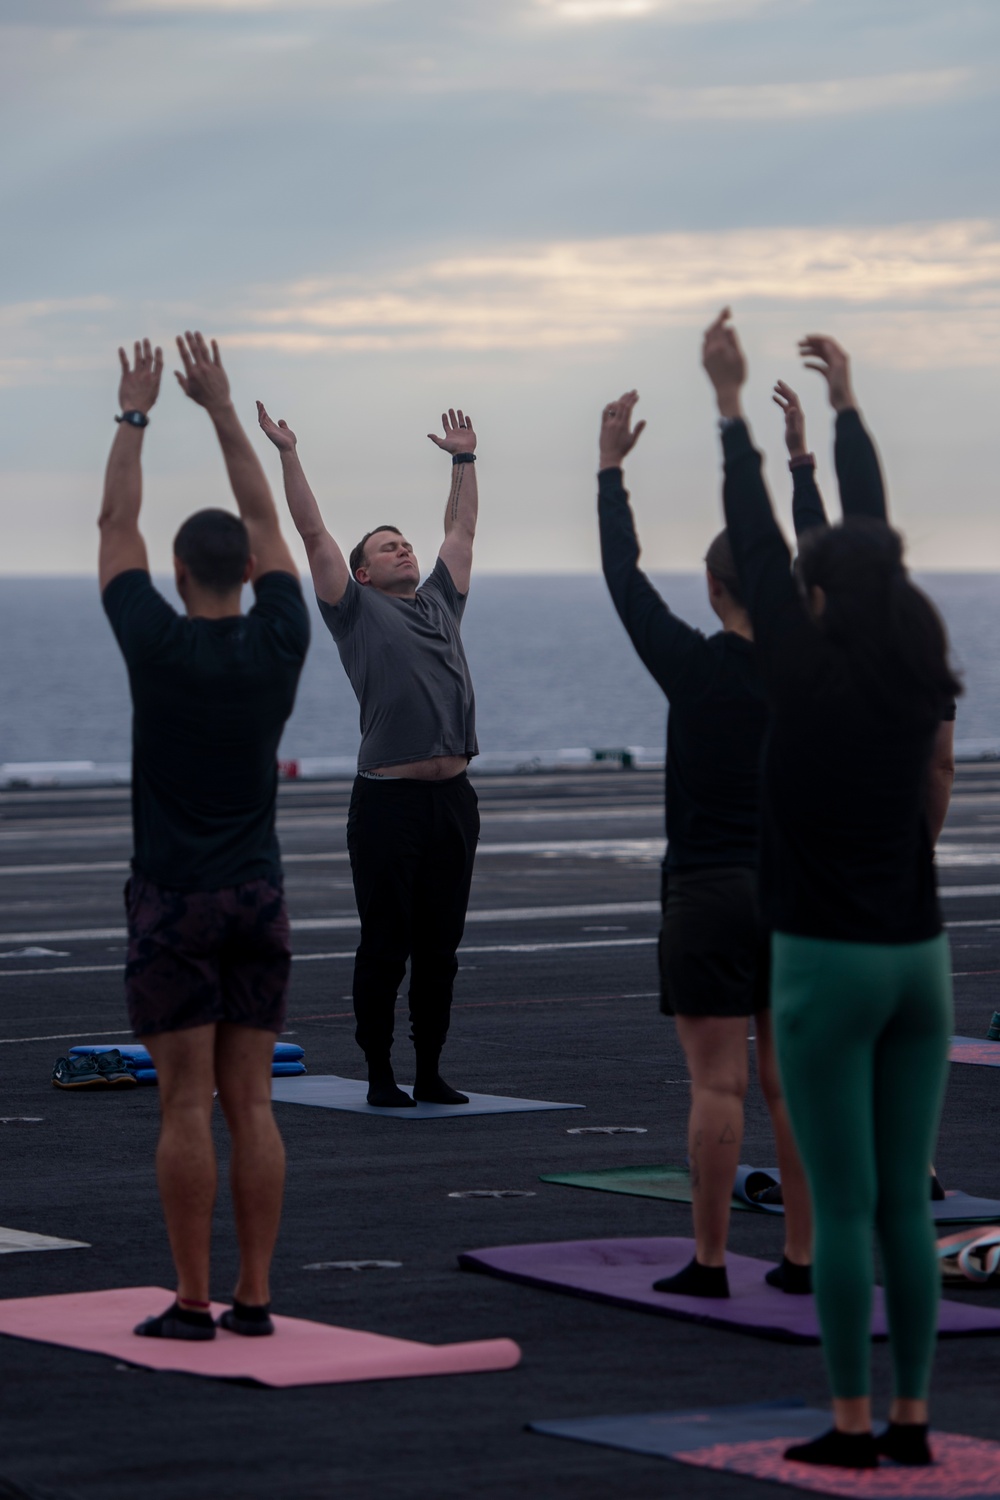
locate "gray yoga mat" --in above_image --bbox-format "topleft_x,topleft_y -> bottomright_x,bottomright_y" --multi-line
271,1074 -> 584,1119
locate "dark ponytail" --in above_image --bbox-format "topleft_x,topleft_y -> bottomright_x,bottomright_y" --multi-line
797,517 -> 961,728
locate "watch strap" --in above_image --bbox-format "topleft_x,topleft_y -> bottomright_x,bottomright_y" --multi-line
452,452 -> 476,465
116,410 -> 150,428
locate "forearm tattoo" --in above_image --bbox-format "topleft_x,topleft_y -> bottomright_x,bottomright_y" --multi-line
449,463 -> 464,524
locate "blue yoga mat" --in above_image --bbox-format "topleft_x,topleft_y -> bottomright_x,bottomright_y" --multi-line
70,1043 -> 306,1084
72,1042 -> 304,1064
530,1400 -> 1000,1496
734,1166 -> 1000,1226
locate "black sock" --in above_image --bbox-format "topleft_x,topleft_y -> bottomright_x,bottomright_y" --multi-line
218,1300 -> 275,1337
366,1062 -> 416,1108
652,1256 -> 729,1298
134,1301 -> 216,1340
876,1422 -> 933,1466
412,1070 -> 469,1105
784,1428 -> 877,1469
765,1256 -> 813,1295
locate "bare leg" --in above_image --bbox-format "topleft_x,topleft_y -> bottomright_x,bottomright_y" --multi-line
833,1396 -> 873,1434
145,1026 -> 217,1306
756,1009 -> 813,1265
215,1023 -> 285,1306
674,1015 -> 749,1266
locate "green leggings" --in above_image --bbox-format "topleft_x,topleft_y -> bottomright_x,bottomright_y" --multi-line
772,931 -> 952,1401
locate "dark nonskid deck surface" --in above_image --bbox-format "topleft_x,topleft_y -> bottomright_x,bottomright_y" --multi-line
1,766 -> 999,1500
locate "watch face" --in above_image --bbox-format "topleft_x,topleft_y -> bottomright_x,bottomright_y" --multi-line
127,411 -> 146,425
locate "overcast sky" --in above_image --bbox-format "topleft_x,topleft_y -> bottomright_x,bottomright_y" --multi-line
3,0 -> 998,574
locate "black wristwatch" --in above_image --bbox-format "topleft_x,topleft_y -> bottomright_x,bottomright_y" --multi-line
116,410 -> 149,428
452,452 -> 476,465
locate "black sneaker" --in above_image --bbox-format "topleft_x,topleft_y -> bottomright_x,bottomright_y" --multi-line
93,1050 -> 138,1089
52,1054 -> 107,1090
134,1302 -> 216,1341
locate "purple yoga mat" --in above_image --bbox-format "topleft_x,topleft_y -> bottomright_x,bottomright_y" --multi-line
460,1237 -> 1000,1344
951,1036 -> 1000,1068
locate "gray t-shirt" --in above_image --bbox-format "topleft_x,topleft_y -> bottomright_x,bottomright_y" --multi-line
318,557 -> 478,772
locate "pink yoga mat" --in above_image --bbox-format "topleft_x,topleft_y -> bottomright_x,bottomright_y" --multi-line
0,1287 -> 521,1387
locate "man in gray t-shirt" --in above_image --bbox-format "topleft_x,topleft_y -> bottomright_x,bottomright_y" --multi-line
260,401 -> 481,1107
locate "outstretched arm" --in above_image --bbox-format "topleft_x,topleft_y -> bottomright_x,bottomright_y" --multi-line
257,403 -> 350,606
702,309 -> 803,668
799,334 -> 886,523
174,331 -> 297,580
431,409 -> 477,594
773,379 -> 827,539
597,391 -> 703,696
98,339 -> 162,591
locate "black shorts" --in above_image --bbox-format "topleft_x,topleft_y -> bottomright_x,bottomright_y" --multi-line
124,873 -> 291,1037
658,864 -> 770,1019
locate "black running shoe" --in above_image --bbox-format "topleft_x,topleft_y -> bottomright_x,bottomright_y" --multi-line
93,1050 -> 138,1089
52,1054 -> 107,1090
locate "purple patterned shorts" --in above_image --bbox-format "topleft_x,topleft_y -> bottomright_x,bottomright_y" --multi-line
124,873 -> 291,1037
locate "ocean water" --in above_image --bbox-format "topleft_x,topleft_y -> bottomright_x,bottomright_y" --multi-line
2,574 -> 999,768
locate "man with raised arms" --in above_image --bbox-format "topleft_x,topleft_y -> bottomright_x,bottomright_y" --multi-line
100,334 -> 309,1340
258,401 -> 479,1107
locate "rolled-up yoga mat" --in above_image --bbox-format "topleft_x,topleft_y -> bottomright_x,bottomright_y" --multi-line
69,1042 -> 305,1083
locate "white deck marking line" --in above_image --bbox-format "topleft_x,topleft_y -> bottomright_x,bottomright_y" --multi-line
0,935 -> 659,983
2,886 -> 999,949
0,1028 -> 134,1045
0,839 -> 668,879
0,900 -> 661,946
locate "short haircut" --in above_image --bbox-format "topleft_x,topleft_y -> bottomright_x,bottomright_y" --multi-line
349,525 -> 402,579
173,509 -> 251,595
704,529 -> 743,606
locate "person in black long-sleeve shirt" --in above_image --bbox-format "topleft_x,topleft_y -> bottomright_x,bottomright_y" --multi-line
703,309 -> 961,1470
773,368 -> 957,844
597,389 -> 812,1299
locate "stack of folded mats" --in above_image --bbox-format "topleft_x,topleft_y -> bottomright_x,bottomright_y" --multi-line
69,1042 -> 306,1084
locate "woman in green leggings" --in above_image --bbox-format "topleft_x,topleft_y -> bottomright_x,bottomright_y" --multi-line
703,311 -> 960,1471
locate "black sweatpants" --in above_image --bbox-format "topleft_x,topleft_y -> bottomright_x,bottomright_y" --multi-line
346,772 -> 480,1065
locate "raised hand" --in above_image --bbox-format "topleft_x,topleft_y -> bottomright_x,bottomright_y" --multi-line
599,390 -> 646,469
257,401 -> 298,453
772,380 -> 808,459
798,334 -> 856,414
118,339 -> 163,416
702,307 -> 746,418
174,330 -> 232,413
427,408 -> 476,456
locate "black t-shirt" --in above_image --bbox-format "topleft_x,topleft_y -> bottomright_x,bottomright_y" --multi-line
598,468 -> 768,871
721,419 -> 944,944
103,570 -> 310,892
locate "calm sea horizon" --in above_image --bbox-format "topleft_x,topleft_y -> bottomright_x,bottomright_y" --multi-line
2,573 -> 999,770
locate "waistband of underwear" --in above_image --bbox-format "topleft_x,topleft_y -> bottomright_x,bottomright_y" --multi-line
357,769 -> 469,786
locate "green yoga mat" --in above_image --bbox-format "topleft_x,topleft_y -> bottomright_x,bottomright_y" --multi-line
540,1164 -> 1000,1224
539,1164 -> 754,1213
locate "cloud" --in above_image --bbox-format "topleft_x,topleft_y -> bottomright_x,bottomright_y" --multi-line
643,68 -> 973,120
104,0 -> 373,11
532,0 -> 776,21
4,220 -> 999,380
219,220 -> 1000,361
